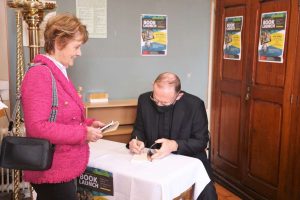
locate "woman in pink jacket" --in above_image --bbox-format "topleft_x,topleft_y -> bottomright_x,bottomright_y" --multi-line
21,13 -> 104,200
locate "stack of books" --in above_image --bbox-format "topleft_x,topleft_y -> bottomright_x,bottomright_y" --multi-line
89,92 -> 109,103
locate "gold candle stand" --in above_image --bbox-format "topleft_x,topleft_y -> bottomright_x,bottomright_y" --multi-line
6,1 -> 56,199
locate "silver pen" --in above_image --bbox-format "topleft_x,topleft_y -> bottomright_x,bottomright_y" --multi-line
135,136 -> 138,145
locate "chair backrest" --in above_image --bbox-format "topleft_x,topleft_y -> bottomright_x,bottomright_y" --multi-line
206,131 -> 211,163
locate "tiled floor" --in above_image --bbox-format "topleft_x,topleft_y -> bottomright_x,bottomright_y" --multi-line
215,183 -> 241,200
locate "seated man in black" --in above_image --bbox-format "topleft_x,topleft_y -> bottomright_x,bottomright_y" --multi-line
128,72 -> 217,200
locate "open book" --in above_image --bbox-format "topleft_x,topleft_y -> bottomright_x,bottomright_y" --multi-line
100,121 -> 119,134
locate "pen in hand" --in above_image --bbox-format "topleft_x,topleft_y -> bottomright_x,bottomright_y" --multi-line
135,136 -> 139,148
135,136 -> 142,154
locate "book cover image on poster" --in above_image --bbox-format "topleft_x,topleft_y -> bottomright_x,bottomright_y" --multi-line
141,15 -> 167,56
77,167 -> 113,200
258,11 -> 287,63
223,16 -> 243,60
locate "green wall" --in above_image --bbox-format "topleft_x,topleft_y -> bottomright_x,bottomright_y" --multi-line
7,0 -> 211,103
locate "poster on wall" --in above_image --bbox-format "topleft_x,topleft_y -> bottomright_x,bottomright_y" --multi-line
258,11 -> 287,63
141,14 -> 167,56
223,16 -> 243,60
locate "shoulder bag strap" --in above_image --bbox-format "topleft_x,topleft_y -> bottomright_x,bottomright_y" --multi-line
8,63 -> 58,134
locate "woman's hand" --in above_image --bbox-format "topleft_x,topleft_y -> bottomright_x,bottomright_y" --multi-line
86,126 -> 103,142
91,120 -> 106,129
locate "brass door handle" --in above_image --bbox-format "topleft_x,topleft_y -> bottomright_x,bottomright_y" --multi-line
245,86 -> 251,101
245,92 -> 250,101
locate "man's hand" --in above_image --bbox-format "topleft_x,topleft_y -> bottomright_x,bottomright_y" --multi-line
129,138 -> 145,154
150,138 -> 178,160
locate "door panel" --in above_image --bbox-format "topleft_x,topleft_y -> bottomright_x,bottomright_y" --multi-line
277,3 -> 300,198
212,2 -> 248,182
241,1 -> 290,199
223,59 -> 243,81
248,100 -> 282,186
222,7 -> 245,81
219,93 -> 241,167
254,1 -> 289,87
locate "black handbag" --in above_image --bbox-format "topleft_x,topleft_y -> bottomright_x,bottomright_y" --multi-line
0,136 -> 55,170
0,64 -> 58,171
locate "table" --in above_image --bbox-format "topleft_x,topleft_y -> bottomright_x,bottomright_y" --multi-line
87,139 -> 211,200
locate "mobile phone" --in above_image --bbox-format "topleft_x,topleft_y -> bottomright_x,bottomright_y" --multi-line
100,121 -> 114,132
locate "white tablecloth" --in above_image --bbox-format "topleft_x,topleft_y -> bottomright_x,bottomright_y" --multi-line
88,139 -> 211,200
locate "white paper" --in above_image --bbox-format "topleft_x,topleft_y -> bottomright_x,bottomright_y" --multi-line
76,0 -> 107,38
0,80 -> 9,101
131,152 -> 151,163
0,101 -> 8,109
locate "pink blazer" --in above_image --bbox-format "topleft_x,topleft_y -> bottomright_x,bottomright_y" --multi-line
21,54 -> 93,184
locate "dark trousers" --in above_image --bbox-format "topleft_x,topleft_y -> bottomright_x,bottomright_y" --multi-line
31,179 -> 78,200
198,181 -> 218,200
195,152 -> 218,200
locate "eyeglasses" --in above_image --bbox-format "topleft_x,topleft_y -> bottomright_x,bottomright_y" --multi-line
147,142 -> 162,161
150,92 -> 179,106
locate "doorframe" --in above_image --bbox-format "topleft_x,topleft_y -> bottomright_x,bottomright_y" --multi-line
207,0 -> 216,128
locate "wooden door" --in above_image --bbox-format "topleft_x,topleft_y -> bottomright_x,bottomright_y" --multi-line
277,4 -> 300,198
242,1 -> 292,199
211,0 -> 250,187
211,0 -> 296,199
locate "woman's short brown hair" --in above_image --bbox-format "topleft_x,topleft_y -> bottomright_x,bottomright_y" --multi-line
44,13 -> 88,54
